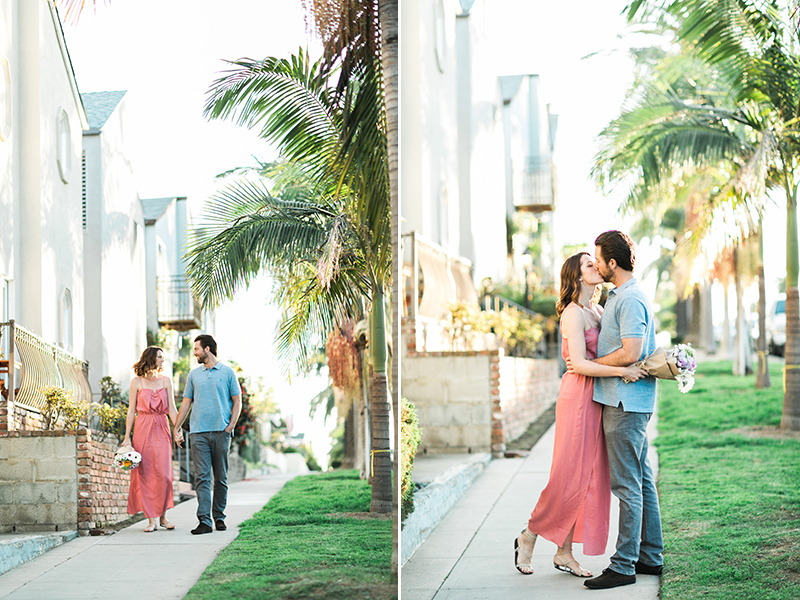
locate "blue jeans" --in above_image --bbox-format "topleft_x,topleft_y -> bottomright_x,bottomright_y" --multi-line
603,405 -> 664,575
191,431 -> 231,526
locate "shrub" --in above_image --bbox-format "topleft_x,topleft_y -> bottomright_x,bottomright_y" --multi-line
39,386 -> 88,430
93,402 -> 127,443
401,398 -> 422,523
442,301 -> 489,351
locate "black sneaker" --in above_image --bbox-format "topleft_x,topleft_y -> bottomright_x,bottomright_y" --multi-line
584,568 -> 636,589
635,561 -> 663,575
215,520 -> 227,531
191,523 -> 213,535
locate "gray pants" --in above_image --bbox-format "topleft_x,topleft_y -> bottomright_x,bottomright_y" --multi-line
191,431 -> 231,526
603,405 -> 664,575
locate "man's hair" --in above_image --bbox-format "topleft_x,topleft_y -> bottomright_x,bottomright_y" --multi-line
595,230 -> 635,272
195,334 -> 217,356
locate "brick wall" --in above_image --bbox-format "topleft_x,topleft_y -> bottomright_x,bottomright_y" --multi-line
77,429 -> 132,534
0,399 -> 48,432
494,356 -> 561,454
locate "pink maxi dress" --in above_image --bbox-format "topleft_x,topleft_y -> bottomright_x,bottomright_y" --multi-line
527,327 -> 611,555
127,380 -> 174,518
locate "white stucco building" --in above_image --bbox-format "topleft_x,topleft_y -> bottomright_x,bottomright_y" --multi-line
142,195 -> 204,336
82,90 -> 148,392
401,0 -> 558,339
0,0 -> 88,353
402,0 -> 508,285
0,1 -> 207,412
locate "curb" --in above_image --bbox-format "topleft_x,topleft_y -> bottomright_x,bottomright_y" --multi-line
401,452 -> 492,565
0,531 -> 78,576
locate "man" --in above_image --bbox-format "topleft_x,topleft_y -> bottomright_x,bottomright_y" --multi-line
174,334 -> 242,535
584,230 -> 664,590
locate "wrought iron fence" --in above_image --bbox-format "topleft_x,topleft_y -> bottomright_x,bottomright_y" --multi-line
0,320 -> 92,411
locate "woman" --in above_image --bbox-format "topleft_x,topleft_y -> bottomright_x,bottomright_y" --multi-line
123,346 -> 179,532
513,252 -> 646,576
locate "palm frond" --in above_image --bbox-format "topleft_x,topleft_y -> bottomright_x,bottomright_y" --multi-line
185,179 -> 335,308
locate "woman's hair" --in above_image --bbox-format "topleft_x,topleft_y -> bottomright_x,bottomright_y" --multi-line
133,346 -> 163,377
556,252 -> 601,316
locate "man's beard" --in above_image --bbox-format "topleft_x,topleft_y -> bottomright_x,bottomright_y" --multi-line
197,351 -> 208,365
599,267 -> 613,283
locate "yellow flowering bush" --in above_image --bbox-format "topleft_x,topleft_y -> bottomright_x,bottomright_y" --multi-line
39,386 -> 87,430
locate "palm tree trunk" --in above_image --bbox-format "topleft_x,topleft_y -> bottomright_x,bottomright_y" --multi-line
722,280 -> 733,360
378,0 -> 399,573
755,224 -> 770,388
369,289 -> 393,513
733,246 -> 751,376
783,186 -> 800,429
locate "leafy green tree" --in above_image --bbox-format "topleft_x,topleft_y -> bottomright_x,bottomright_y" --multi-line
596,0 -> 794,405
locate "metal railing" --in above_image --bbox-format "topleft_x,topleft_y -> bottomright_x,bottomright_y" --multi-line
157,276 -> 203,331
0,320 -> 92,411
514,157 -> 554,212
481,294 -> 559,359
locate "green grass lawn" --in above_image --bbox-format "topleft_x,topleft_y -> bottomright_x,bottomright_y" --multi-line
656,359 -> 800,600
185,470 -> 396,600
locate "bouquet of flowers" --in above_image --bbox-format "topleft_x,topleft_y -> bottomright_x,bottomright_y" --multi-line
632,343 -> 697,393
114,446 -> 142,471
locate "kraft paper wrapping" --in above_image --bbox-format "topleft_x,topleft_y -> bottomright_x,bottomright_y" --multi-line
636,347 -> 680,380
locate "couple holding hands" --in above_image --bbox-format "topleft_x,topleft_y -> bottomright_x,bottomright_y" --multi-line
122,334 -> 242,535
514,230 -> 664,590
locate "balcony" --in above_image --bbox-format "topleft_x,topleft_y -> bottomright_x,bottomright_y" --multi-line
157,276 -> 203,331
514,157 -> 554,212
0,320 -> 92,412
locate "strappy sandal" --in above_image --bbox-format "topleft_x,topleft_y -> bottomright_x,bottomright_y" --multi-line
513,529 -> 537,575
553,550 -> 592,577
159,518 -> 175,530
143,522 -> 157,533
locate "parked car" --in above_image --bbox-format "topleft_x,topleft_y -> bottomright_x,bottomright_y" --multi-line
767,294 -> 786,356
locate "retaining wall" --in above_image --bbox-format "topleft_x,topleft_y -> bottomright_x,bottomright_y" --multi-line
402,317 -> 561,456
0,429 -> 141,535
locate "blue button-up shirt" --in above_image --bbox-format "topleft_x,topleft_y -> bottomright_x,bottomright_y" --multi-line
183,362 -> 241,433
594,278 -> 658,413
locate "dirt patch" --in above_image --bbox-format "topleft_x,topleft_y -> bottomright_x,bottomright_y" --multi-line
731,426 -> 800,441
327,512 -> 392,521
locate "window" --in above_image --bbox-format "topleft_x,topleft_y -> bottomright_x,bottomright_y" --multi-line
57,110 -> 71,183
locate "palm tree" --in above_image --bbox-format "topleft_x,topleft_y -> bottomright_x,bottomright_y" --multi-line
301,0 -> 399,549
377,0 -> 400,575
187,45 -> 393,511
597,1 -> 796,402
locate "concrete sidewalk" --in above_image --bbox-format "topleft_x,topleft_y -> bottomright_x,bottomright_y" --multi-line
0,472 -> 295,600
402,419 -> 661,600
